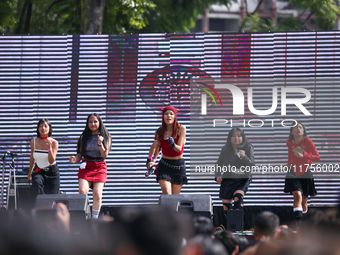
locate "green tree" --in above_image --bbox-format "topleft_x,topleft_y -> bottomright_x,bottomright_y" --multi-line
1,0 -> 237,35
102,0 -> 156,34
0,0 -> 17,33
240,0 -> 340,32
135,0 -> 237,33
3,0 -> 156,35
2,0 -> 338,35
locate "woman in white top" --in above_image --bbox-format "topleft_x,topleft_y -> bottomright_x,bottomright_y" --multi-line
28,119 -> 60,200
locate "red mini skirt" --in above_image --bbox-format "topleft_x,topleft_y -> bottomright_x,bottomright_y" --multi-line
77,160 -> 107,184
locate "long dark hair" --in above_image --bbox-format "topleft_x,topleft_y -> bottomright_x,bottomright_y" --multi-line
77,113 -> 111,155
226,127 -> 249,152
36,119 -> 52,137
155,108 -> 180,143
288,121 -> 307,141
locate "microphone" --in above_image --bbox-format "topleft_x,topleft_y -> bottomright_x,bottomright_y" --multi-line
235,148 -> 241,158
145,166 -> 155,177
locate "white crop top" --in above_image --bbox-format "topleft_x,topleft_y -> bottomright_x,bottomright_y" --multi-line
33,138 -> 50,168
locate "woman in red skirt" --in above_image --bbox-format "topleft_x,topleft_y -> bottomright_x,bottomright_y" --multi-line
69,113 -> 111,219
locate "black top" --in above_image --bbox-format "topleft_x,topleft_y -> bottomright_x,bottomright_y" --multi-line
84,134 -> 102,158
215,143 -> 255,179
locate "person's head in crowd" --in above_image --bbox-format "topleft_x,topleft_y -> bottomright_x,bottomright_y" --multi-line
314,208 -> 340,234
253,211 -> 280,241
31,202 -> 71,233
298,208 -> 324,236
214,230 -> 241,255
274,208 -> 340,255
192,216 -> 215,236
0,207 -> 105,255
234,234 -> 249,253
101,207 -> 191,255
298,208 -> 340,238
183,234 -> 228,255
278,226 -> 295,241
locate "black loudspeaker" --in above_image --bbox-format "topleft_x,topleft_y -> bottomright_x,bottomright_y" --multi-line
35,194 -> 91,220
226,209 -> 244,232
159,194 -> 213,219
8,187 -> 33,210
8,175 -> 33,210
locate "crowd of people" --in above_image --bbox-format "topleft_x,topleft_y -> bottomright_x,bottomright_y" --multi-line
0,204 -> 339,255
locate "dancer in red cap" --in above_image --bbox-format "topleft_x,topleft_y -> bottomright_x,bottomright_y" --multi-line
147,106 -> 187,194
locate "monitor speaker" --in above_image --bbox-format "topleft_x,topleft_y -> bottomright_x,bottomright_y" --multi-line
35,194 -> 91,220
159,194 -> 213,219
226,209 -> 244,232
8,175 -> 33,210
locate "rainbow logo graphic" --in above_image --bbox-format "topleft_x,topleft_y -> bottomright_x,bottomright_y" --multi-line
197,82 -> 222,115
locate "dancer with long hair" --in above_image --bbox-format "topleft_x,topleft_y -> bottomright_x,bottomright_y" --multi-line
284,122 -> 320,227
147,106 -> 187,195
69,113 -> 112,218
215,127 -> 255,217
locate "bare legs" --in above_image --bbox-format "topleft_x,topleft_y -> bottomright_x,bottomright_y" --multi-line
79,178 -> 104,214
159,180 -> 182,195
292,190 -> 308,229
293,190 -> 308,211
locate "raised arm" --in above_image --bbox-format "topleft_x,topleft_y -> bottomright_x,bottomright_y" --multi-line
147,140 -> 160,169
303,138 -> 320,162
47,139 -> 58,164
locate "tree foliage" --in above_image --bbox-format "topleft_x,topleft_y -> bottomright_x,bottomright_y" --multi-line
1,0 -> 237,34
1,0 -> 157,34
240,0 -> 340,32
0,0 -> 17,33
102,0 -> 156,34
0,0 -> 339,34
137,0 -> 237,33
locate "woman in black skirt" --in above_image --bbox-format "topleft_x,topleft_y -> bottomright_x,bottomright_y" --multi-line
284,122 -> 320,226
215,127 -> 255,216
147,106 -> 187,195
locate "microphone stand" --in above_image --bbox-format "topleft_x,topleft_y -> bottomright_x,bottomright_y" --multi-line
9,157 -> 17,210
1,152 -> 18,211
1,152 -> 8,211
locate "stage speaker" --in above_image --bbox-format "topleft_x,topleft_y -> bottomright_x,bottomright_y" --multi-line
159,194 -> 213,219
226,209 -> 244,232
35,194 -> 91,220
8,175 -> 33,210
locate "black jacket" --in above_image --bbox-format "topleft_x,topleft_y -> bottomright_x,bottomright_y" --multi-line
215,143 -> 255,179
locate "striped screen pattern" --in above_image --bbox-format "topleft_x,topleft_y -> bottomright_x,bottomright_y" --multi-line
0,32 -> 339,208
